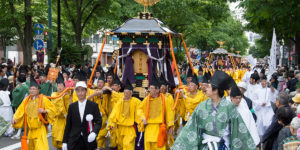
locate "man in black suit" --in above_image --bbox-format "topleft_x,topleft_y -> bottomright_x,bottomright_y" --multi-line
62,81 -> 102,150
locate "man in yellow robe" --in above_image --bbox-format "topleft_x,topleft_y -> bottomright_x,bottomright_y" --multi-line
178,74 -> 207,121
12,76 -> 57,150
137,73 -> 174,150
51,73 -> 71,149
107,79 -> 141,150
159,75 -> 175,149
87,71 -> 109,149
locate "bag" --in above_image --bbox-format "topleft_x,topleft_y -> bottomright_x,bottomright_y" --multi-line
21,135 -> 28,150
157,123 -> 167,147
157,94 -> 167,148
21,96 -> 30,150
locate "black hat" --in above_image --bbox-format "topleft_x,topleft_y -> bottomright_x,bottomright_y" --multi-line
73,69 -> 80,79
202,76 -> 209,83
45,64 -> 50,75
210,71 -> 233,91
159,74 -> 169,86
30,75 -> 40,88
204,71 -> 211,82
261,75 -> 267,80
261,68 -> 265,74
230,84 -> 242,97
191,74 -> 199,87
198,66 -> 203,72
38,70 -> 46,77
56,73 -> 64,84
19,65 -> 27,75
124,79 -> 133,91
113,74 -> 121,85
73,69 -> 87,81
99,71 -> 105,81
0,78 -> 9,90
96,65 -> 103,73
250,73 -> 260,81
107,69 -> 114,78
150,73 -> 160,88
187,67 -> 193,77
62,68 -> 70,76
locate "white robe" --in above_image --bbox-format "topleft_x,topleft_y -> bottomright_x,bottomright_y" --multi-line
0,90 -> 14,136
242,71 -> 252,86
245,84 -> 260,101
252,86 -> 275,136
236,98 -> 260,146
227,96 -> 260,146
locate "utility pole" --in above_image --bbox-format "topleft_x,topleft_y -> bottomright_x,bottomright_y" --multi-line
47,0 -> 52,51
57,0 -> 61,54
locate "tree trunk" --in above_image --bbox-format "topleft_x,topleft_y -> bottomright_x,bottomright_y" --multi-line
23,0 -> 33,65
0,38 -> 6,58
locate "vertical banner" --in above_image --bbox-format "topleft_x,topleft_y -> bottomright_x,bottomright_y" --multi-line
268,28 -> 277,76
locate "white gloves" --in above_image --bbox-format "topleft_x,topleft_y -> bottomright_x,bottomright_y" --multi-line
87,132 -> 96,143
62,143 -> 68,150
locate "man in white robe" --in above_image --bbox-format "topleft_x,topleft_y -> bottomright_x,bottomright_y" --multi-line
252,75 -> 275,137
230,84 -> 260,146
245,73 -> 260,101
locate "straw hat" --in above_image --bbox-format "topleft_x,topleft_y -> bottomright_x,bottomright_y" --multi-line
292,93 -> 300,103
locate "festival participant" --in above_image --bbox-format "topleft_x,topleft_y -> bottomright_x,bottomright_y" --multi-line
179,74 -> 207,121
51,73 -> 71,149
107,79 -> 141,150
0,78 -> 14,136
230,84 -> 260,146
105,69 -> 114,87
159,74 -> 175,149
245,73 -> 260,101
88,70 -> 109,149
102,74 -> 124,149
138,73 -> 174,150
62,81 -> 102,150
12,76 -> 57,150
72,70 -> 95,102
172,71 -> 256,150
237,82 -> 257,121
252,75 -> 275,137
38,70 -> 57,96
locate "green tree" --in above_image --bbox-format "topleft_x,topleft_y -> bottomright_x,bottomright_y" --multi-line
238,0 -> 300,64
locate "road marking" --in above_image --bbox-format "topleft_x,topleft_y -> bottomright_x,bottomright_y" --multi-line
0,142 -> 21,150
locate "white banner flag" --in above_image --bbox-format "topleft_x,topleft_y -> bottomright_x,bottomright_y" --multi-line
268,28 -> 277,76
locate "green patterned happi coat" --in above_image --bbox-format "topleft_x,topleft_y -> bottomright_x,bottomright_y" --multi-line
172,98 -> 256,150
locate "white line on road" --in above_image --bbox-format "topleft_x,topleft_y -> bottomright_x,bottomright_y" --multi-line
0,142 -> 21,150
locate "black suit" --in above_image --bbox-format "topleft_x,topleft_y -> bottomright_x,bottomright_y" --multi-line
63,100 -> 102,150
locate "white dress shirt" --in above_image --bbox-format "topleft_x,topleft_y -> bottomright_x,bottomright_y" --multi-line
78,99 -> 87,122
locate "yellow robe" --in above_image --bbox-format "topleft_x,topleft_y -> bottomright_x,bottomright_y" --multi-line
51,92 -> 70,148
72,88 -> 95,102
164,93 -> 176,150
183,90 -> 207,121
13,95 -> 57,150
108,97 -> 141,150
110,91 -> 124,148
137,94 -> 174,150
94,94 -> 109,148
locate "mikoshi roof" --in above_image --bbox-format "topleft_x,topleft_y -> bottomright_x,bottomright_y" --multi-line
228,53 -> 236,57
212,47 -> 228,54
110,18 -> 177,35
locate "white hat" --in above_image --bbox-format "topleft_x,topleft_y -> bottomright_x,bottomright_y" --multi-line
237,82 -> 247,90
75,81 -> 87,89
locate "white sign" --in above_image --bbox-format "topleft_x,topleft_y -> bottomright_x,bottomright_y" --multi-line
34,35 -> 44,40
